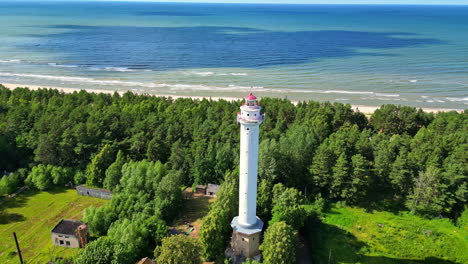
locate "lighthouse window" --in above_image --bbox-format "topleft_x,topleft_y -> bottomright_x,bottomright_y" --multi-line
246,128 -> 249,130
247,114 -> 250,116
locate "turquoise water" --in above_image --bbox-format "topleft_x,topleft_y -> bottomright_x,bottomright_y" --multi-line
0,2 -> 467,109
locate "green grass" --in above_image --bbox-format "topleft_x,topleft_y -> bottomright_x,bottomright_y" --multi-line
308,206 -> 468,264
173,189 -> 215,238
0,188 -> 108,264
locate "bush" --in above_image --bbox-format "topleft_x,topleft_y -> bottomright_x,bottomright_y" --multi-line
260,221 -> 298,264
458,207 -> 468,230
155,235 -> 202,264
0,172 -> 21,195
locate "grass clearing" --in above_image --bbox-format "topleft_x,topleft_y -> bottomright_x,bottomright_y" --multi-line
308,206 -> 468,264
173,188 -> 215,238
0,188 -> 108,264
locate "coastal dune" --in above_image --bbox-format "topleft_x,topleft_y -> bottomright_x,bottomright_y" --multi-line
1,83 -> 463,114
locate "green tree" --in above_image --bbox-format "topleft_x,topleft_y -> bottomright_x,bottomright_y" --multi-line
83,206 -> 115,236
74,170 -> 86,185
260,221 -> 298,264
310,147 -> 333,191
370,104 -> 433,136
269,185 -> 306,229
200,170 -> 238,260
86,144 -> 115,187
51,166 -> 73,186
349,154 -> 371,203
147,133 -> 167,163
108,213 -> 167,258
34,134 -> 60,165
389,150 -> 413,197
331,153 -> 350,200
458,207 -> 468,231
257,178 -> 274,221
155,235 -> 202,264
154,171 -> 183,222
406,167 -> 446,216
26,164 -> 52,190
103,150 -> 126,190
0,172 -> 21,195
243,260 -> 261,264
74,236 -> 132,264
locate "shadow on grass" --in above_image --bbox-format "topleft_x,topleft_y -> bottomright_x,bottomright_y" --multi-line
0,187 -> 69,225
0,189 -> 38,225
45,187 -> 69,195
304,219 -> 459,264
358,186 -> 409,216
0,188 -> 38,210
177,194 -> 212,224
0,212 -> 26,224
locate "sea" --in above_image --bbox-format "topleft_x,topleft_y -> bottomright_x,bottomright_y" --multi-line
0,1 -> 467,109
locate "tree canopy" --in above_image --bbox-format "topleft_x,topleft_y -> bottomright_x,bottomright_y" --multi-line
155,235 -> 202,264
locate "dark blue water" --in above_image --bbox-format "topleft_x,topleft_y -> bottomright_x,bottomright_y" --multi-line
0,2 -> 467,109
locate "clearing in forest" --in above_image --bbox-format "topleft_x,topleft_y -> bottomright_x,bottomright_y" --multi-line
172,187 -> 215,238
0,188 -> 108,264
309,206 -> 468,264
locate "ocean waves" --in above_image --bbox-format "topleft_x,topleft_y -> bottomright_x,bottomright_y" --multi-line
0,72 -> 258,91
445,97 -> 468,102
182,71 -> 248,77
0,59 -> 21,63
0,71 -> 401,96
48,63 -> 145,72
2,59 -> 148,73
1,71 -> 465,108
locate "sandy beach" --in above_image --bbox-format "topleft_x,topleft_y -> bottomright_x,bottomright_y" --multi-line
1,83 -> 463,114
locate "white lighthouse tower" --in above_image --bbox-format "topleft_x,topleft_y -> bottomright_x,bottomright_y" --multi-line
230,92 -> 264,260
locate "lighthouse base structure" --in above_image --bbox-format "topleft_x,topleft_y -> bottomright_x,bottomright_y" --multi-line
228,216 -> 263,261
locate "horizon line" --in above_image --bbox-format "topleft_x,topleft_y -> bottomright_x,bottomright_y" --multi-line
10,0 -> 468,6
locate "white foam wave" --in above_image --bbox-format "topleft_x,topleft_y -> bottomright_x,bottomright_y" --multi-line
48,63 -> 79,68
1,72 -> 461,105
0,72 -> 262,92
0,59 -> 21,63
445,97 -> 468,102
322,90 -> 374,95
184,71 -> 248,77
373,97 -> 401,101
222,73 -> 248,76
89,67 -> 135,72
46,63 -> 140,72
375,93 -> 400,97
322,90 -> 399,97
190,71 -> 215,76
410,80 -> 418,83
0,72 -> 161,87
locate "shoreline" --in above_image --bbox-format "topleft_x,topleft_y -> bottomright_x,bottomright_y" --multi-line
1,82 -> 464,114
